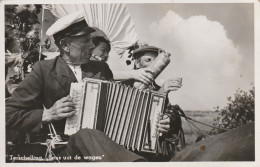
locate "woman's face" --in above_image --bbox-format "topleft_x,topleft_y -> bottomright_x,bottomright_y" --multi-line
92,41 -> 110,61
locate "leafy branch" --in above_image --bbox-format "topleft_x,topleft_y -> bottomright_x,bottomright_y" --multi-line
210,85 -> 254,135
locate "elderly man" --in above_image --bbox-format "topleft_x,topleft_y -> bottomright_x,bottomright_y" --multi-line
6,11 -> 144,162
123,45 -> 182,93
121,45 -> 185,161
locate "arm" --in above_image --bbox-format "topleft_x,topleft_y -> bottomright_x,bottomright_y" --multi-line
6,62 -> 75,134
42,96 -> 75,123
113,68 -> 154,84
6,61 -> 45,134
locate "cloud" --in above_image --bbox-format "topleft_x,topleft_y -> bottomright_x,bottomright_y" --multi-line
148,11 -> 243,110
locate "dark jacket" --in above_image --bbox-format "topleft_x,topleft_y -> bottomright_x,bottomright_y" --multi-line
5,56 -> 146,162
6,56 -> 113,142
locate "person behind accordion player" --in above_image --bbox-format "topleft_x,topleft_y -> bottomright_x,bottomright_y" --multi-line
6,11 -> 146,162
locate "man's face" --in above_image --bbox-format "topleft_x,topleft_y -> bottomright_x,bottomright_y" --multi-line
65,34 -> 95,65
135,51 -> 158,69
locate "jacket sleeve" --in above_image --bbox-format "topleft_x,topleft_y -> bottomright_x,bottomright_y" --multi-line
6,61 -> 45,134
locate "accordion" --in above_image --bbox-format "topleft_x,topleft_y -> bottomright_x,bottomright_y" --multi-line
64,78 -> 167,153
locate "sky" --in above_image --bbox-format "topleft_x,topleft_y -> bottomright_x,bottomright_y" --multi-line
108,3 -> 254,111
37,3 -> 255,111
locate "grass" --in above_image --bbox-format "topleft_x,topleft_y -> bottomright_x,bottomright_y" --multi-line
181,110 -> 219,146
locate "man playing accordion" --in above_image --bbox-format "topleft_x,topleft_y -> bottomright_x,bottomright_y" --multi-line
6,11 -> 184,162
6,11 -> 144,162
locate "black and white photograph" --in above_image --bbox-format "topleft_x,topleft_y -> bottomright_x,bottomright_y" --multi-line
1,0 -> 259,165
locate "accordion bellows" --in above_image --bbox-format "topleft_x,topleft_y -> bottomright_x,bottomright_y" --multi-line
65,78 -> 167,153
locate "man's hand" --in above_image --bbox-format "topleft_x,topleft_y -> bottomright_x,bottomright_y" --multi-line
42,96 -> 76,123
160,78 -> 182,94
131,68 -> 154,85
157,114 -> 171,134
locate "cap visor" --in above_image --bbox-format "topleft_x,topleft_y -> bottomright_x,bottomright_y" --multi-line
67,26 -> 96,37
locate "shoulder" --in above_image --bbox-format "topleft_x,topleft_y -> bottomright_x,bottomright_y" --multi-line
31,56 -> 61,73
33,56 -> 59,68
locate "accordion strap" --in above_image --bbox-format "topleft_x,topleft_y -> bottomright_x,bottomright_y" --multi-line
45,123 -> 63,161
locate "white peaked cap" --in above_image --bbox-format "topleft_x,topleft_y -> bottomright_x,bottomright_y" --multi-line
46,10 -> 94,37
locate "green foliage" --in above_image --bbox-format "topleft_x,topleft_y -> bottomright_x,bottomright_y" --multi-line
211,85 -> 255,134
5,5 -> 47,96
5,5 -> 42,54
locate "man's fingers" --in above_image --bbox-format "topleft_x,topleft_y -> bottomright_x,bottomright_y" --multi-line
169,80 -> 181,83
158,124 -> 170,130
138,76 -> 149,84
168,81 -> 182,87
143,75 -> 153,82
57,106 -> 75,113
162,114 -> 169,119
58,102 -> 75,109
159,117 -> 170,124
168,88 -> 179,91
141,72 -> 153,81
157,127 -> 168,133
143,75 -> 153,83
167,86 -> 180,90
143,68 -> 154,74
168,78 -> 181,82
140,75 -> 152,84
135,69 -> 154,84
168,80 -> 181,85
170,85 -> 182,88
168,78 -> 182,82
168,83 -> 182,88
57,96 -> 73,103
58,111 -> 76,119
